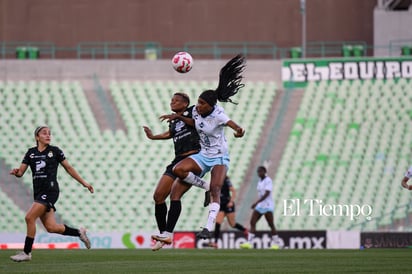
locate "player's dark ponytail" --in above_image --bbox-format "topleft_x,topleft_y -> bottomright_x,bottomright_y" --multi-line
199,55 -> 245,106
215,54 -> 246,105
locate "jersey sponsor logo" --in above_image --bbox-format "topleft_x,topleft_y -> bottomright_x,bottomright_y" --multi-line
36,160 -> 46,171
174,121 -> 185,132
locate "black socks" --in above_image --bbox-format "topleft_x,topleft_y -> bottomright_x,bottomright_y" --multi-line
155,203 -> 167,232
165,200 -> 182,233
62,224 -> 80,236
24,236 -> 34,254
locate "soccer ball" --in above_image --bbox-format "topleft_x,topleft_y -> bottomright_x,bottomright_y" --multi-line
172,52 -> 193,73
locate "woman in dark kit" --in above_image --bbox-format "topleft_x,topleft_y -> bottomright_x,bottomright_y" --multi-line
9,126 -> 94,262
143,92 -> 209,251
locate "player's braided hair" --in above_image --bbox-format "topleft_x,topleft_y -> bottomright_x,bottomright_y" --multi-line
215,54 -> 245,104
199,54 -> 246,106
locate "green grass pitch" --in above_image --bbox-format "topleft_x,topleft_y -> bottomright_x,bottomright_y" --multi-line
1,249 -> 411,273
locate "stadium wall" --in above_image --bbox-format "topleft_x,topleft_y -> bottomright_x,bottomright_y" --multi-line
374,7 -> 412,56
0,60 -> 281,83
0,0 -> 375,49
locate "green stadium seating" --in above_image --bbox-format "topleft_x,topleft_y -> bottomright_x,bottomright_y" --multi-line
272,79 -> 412,231
0,80 -> 276,232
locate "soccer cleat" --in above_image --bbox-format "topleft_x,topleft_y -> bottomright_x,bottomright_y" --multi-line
203,191 -> 210,207
79,227 -> 91,249
208,242 -> 218,249
151,234 -> 173,245
10,252 -> 32,262
240,242 -> 252,249
152,240 -> 165,251
196,228 -> 212,239
272,236 -> 285,249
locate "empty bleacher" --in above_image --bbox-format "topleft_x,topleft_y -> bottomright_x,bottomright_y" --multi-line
273,78 -> 412,231
0,80 -> 276,232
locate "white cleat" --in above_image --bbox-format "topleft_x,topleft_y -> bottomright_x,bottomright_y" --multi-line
79,227 -> 91,249
152,240 -> 165,251
151,234 -> 172,245
10,252 -> 32,262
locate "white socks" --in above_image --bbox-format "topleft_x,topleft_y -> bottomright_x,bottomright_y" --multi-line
183,172 -> 210,191
205,202 -> 220,231
248,232 -> 255,242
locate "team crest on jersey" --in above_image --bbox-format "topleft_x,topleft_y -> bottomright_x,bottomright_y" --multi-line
48,151 -> 53,158
199,122 -> 204,128
175,121 -> 185,132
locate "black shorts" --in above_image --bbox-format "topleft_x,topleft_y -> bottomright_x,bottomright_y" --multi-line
220,201 -> 235,214
163,153 -> 196,179
34,189 -> 59,212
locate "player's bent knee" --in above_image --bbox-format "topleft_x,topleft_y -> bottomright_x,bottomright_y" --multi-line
25,214 -> 36,224
153,193 -> 166,204
44,224 -> 60,233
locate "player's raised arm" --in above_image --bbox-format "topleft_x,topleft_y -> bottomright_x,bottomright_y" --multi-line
143,126 -> 171,140
10,163 -> 28,178
226,120 -> 245,138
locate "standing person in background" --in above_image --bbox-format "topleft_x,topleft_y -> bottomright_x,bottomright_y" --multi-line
152,54 -> 246,246
9,126 -> 94,262
401,166 -> 412,190
208,175 -> 248,248
240,166 -> 283,249
143,92 -> 209,251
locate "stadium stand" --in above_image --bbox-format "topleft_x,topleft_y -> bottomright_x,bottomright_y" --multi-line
0,80 -> 276,232
273,78 -> 412,231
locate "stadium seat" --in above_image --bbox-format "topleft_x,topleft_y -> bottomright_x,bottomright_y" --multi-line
271,79 -> 412,231
0,80 -> 275,233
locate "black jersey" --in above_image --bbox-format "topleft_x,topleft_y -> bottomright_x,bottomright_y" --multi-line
220,177 -> 233,204
169,105 -> 201,156
22,145 -> 65,195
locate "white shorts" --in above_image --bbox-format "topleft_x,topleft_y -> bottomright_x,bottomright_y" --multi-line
189,153 -> 230,178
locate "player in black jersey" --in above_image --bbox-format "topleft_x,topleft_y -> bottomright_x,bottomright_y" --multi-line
143,92 -> 209,251
208,176 -> 247,248
9,126 -> 94,262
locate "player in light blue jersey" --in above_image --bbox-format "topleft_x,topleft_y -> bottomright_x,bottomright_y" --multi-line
152,55 -> 246,245
240,166 -> 283,249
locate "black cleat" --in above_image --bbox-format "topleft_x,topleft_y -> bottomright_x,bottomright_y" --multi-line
203,191 -> 211,207
196,228 -> 212,239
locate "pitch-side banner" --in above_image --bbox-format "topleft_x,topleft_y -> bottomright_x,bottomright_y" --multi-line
196,230 -> 327,249
361,232 -> 412,248
0,231 -> 326,249
282,57 -> 412,88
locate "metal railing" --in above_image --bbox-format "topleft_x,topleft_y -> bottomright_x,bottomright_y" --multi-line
0,40 -> 411,60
